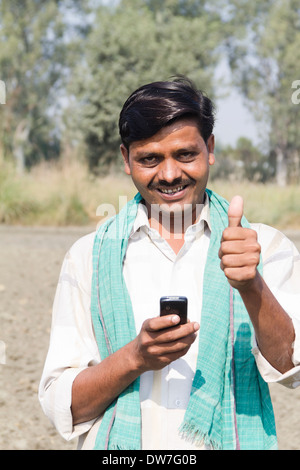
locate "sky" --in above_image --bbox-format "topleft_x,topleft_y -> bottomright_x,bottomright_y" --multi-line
212,59 -> 260,148
214,91 -> 260,147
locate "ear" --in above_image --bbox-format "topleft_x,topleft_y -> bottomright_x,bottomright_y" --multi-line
207,134 -> 215,166
120,144 -> 131,175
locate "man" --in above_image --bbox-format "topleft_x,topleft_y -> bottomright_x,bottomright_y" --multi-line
39,77 -> 300,450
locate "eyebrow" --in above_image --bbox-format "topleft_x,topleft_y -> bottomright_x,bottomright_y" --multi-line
134,146 -> 199,159
173,146 -> 199,155
134,151 -> 163,159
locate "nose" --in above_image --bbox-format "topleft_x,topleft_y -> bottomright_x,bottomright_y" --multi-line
157,158 -> 182,184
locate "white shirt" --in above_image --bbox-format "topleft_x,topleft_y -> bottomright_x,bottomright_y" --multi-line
39,197 -> 300,450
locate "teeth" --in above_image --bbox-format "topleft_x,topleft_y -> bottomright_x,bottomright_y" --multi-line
160,185 -> 184,194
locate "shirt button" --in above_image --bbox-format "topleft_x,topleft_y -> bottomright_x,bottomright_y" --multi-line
175,399 -> 181,407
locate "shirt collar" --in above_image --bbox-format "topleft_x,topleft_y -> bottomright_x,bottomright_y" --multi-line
130,192 -> 211,239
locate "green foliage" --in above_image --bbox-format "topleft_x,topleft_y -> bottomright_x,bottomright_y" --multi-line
212,138 -> 273,182
223,0 -> 300,185
0,161 -> 39,223
71,0 -> 222,170
1,0 -> 300,187
0,1 -> 60,167
128,0 -> 214,17
0,0 -> 87,170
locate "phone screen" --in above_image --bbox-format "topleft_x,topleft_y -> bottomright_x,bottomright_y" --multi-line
160,296 -> 188,325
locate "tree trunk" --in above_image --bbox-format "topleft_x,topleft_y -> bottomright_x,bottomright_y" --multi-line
275,146 -> 288,187
13,120 -> 30,175
0,80 -> 5,104
291,149 -> 300,184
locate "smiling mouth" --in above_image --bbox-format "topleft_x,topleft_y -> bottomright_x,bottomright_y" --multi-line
157,184 -> 188,195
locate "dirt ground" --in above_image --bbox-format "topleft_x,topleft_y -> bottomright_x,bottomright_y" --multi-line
0,225 -> 300,450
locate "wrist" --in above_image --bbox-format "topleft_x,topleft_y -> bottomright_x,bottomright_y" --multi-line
125,339 -> 148,376
234,270 -> 262,294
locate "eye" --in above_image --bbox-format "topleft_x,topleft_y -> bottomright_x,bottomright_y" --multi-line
140,155 -> 159,166
178,151 -> 197,161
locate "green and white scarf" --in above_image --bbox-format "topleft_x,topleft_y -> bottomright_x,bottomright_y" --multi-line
90,190 -> 277,450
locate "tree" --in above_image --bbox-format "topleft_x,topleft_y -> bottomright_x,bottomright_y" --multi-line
0,0 -> 88,171
223,0 -> 300,185
211,137 -> 272,182
71,0 -> 223,171
231,137 -> 272,182
136,0 -> 216,17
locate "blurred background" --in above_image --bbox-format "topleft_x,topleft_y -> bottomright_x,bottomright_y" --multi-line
1,0 -> 300,450
0,0 -> 300,227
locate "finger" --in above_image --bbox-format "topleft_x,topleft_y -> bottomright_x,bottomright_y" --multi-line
152,332 -> 198,355
151,348 -> 193,369
228,195 -> 244,228
222,265 -> 257,284
220,251 -> 260,270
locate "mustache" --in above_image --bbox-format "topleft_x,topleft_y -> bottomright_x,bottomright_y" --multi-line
148,177 -> 194,190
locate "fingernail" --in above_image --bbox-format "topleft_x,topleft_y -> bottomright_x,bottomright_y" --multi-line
194,322 -> 200,331
171,315 -> 180,324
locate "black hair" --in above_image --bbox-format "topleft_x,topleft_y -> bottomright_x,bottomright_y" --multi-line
119,76 -> 215,150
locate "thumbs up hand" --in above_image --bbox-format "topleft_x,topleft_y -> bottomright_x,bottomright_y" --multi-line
228,195 -> 243,228
219,196 -> 261,291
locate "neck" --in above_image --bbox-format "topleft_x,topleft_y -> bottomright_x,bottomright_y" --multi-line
145,202 -> 203,254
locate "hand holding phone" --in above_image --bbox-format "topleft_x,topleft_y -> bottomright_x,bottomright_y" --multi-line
131,296 -> 197,373
160,296 -> 188,325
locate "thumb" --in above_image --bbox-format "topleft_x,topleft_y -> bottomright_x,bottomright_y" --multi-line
228,195 -> 244,227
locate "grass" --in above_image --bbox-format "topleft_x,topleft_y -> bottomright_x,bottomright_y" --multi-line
0,159 -> 136,226
209,180 -> 300,230
0,159 -> 299,229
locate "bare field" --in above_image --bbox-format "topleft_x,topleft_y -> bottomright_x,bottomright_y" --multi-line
0,225 -> 300,450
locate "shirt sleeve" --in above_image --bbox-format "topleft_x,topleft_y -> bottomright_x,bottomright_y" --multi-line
38,232 -> 100,441
251,224 -> 300,388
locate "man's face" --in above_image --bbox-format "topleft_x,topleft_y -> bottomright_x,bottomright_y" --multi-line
121,118 -> 215,219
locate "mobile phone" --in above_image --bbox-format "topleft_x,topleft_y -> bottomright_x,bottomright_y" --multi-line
160,296 -> 188,325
